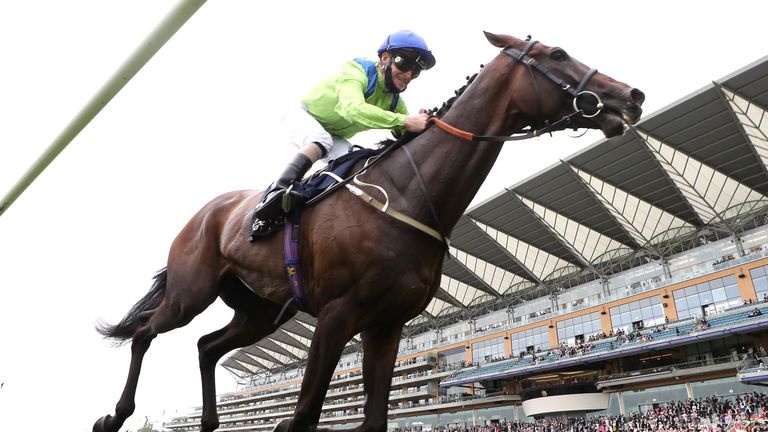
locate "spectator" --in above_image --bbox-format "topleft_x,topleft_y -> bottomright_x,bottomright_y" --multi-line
431,392 -> 768,432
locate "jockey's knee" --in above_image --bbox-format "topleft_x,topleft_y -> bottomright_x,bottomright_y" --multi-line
299,142 -> 326,162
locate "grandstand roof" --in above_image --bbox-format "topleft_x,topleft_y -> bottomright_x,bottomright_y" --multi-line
221,55 -> 768,379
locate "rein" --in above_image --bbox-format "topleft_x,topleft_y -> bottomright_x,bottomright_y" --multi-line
428,111 -> 584,142
429,39 -> 603,143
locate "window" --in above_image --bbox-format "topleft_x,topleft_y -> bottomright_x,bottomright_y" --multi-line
673,275 -> 741,319
438,346 -> 466,368
750,265 -> 768,300
472,337 -> 505,364
511,325 -> 550,355
610,296 -> 664,333
556,312 -> 602,345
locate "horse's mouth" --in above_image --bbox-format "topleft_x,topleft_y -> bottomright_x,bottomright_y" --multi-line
598,106 -> 642,138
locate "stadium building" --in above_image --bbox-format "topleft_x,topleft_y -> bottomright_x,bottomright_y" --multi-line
165,56 -> 768,431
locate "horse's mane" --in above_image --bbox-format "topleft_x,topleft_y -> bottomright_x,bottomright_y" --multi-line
427,67 -> 482,118
374,66 -> 483,149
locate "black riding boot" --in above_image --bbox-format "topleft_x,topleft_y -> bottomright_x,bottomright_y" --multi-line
254,153 -> 313,220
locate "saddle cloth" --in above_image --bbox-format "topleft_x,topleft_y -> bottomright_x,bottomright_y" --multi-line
297,147 -> 380,200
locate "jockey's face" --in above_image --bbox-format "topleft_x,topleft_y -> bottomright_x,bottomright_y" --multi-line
380,51 -> 419,92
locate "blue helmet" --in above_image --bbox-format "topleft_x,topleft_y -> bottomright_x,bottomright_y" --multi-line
377,30 -> 436,70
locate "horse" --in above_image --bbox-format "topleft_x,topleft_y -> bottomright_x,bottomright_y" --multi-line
93,31 -> 644,432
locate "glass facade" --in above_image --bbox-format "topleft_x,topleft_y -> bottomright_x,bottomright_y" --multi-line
609,296 -> 665,333
622,383 -> 689,413
689,377 -> 758,399
387,405 -> 520,430
472,336 -> 505,364
437,346 -> 466,368
673,275 -> 741,319
685,336 -> 756,362
750,264 -> 768,300
556,312 -> 602,345
511,325 -> 550,355
586,393 -> 621,418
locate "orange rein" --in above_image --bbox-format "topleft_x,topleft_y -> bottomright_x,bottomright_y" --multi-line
428,110 -> 586,143
428,117 -> 476,141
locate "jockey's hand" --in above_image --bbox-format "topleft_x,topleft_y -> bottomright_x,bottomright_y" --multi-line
404,112 -> 430,133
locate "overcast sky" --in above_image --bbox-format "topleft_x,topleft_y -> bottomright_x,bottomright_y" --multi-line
1,1 -> 767,431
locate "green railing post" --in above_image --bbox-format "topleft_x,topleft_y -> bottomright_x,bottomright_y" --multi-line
0,0 -> 207,217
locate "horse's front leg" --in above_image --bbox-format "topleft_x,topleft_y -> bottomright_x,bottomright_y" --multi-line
277,302 -> 358,432
356,324 -> 404,432
312,323 -> 403,432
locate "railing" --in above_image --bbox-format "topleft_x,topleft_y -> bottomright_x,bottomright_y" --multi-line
230,356 -> 434,399
737,356 -> 768,373
597,355 -> 740,382
713,249 -> 768,271
166,391 -> 514,429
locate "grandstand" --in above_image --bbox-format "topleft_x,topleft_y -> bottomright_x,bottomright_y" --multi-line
165,55 -> 768,431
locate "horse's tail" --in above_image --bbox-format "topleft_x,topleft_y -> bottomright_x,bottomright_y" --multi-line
96,267 -> 168,345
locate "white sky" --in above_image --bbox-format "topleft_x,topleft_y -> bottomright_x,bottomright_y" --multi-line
1,1 -> 766,431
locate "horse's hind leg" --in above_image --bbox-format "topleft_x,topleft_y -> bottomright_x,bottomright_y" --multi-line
95,264 -> 223,432
96,320 -> 159,432
198,281 -> 295,432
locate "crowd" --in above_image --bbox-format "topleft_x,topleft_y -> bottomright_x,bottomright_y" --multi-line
525,325 -> 671,363
402,393 -> 768,432
694,317 -> 712,332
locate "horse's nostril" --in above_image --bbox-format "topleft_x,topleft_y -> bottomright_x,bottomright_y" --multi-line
631,88 -> 646,105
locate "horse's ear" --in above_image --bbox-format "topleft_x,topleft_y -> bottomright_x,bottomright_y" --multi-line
484,31 -> 512,48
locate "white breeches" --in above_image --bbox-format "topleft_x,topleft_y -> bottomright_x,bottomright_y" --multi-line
281,104 -> 351,162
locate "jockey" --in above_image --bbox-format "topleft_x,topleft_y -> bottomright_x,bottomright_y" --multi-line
254,30 -> 436,220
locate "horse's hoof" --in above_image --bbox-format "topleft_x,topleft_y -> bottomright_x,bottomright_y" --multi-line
93,416 -> 107,432
273,418 -> 291,432
200,418 -> 220,432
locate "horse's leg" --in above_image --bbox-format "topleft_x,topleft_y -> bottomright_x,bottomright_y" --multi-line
93,318 -> 157,432
95,262 -> 223,432
321,324 -> 403,432
277,305 -> 358,432
198,282 -> 295,432
358,324 -> 404,432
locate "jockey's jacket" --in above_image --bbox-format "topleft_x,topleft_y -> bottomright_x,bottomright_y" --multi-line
302,59 -> 408,139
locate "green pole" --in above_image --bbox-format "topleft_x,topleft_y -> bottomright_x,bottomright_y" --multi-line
0,0 -> 208,217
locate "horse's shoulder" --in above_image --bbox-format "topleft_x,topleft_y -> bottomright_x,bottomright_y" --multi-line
189,190 -> 263,234
204,189 -> 260,208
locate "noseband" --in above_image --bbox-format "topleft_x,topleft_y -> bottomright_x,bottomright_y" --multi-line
429,38 -> 604,142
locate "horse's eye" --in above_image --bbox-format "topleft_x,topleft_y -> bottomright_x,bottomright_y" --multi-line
550,49 -> 568,62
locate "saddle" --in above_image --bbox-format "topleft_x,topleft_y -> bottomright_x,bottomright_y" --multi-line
248,147 -> 381,241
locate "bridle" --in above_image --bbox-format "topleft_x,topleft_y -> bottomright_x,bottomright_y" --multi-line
429,38 -> 604,142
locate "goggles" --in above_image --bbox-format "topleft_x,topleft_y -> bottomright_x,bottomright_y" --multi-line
392,54 -> 426,77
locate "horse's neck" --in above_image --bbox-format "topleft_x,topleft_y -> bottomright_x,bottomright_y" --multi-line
403,63 -> 523,229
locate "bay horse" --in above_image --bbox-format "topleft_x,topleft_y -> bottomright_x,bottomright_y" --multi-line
93,31 -> 644,432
